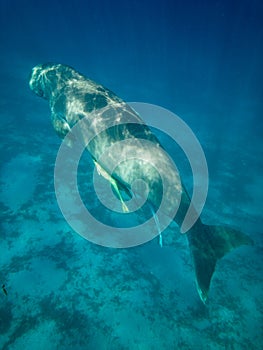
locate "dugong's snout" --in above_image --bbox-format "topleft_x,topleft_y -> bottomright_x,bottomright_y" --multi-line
29,64 -> 45,98
29,63 -> 71,100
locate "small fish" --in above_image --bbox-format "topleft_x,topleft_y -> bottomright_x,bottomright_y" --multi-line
2,284 -> 7,296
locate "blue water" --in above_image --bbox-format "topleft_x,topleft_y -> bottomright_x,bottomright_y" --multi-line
1,0 -> 263,349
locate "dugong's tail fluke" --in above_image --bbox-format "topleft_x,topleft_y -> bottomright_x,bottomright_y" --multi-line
187,224 -> 253,303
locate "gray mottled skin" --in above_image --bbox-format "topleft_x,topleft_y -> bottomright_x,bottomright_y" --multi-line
29,63 -> 183,223
29,63 -> 253,302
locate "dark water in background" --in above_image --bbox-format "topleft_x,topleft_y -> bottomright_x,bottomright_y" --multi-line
0,1 -> 263,349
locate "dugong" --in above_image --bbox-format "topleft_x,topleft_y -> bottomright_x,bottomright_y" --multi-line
29,63 -> 253,302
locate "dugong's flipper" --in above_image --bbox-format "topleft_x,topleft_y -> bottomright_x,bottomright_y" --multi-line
187,224 -> 253,303
51,112 -> 76,147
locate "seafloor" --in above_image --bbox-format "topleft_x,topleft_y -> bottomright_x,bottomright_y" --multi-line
0,72 -> 262,350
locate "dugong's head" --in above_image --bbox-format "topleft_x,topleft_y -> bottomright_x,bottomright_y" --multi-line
29,63 -> 81,100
